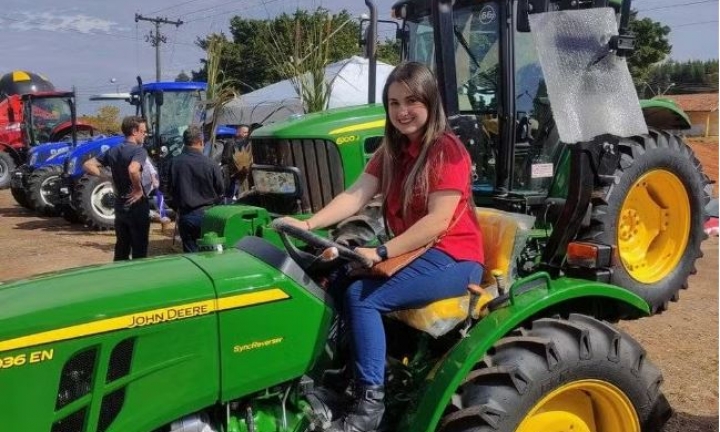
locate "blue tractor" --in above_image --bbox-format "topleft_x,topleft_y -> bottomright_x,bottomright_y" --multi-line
8,91 -> 98,214
59,80 -> 235,230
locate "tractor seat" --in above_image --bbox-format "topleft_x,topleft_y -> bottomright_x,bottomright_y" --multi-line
387,208 -> 528,337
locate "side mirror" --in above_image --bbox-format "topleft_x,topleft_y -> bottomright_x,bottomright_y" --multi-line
517,0 -> 549,32
251,165 -> 303,198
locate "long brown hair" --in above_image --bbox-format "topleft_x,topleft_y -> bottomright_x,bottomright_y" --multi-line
376,62 -> 448,215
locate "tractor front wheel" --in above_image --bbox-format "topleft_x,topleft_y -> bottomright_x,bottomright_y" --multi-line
439,314 -> 671,432
10,166 -> 32,209
27,165 -> 64,216
581,129 -> 711,314
73,174 -> 115,230
0,151 -> 16,189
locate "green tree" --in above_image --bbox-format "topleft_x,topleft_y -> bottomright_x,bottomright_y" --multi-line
79,105 -> 121,135
377,38 -> 401,65
628,12 -> 672,88
175,70 -> 191,82
193,9 -> 362,94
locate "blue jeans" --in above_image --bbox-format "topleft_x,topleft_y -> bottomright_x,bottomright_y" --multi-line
178,209 -> 205,252
343,248 -> 483,386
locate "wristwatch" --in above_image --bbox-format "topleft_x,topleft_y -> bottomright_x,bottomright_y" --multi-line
376,245 -> 389,261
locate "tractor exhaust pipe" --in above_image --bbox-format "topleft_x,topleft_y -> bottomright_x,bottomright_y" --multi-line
365,0 -> 378,104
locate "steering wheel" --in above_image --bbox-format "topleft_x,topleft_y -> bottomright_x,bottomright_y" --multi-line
271,219 -> 374,270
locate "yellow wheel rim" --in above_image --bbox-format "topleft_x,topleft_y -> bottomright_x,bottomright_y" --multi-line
516,380 -> 640,432
617,169 -> 690,284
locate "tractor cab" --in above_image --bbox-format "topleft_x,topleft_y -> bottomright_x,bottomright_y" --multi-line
130,81 -> 207,160
394,0 -> 566,206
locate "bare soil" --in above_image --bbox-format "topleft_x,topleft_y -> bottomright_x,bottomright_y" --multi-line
0,179 -> 718,430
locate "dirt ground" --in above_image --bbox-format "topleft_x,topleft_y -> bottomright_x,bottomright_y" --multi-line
0,138 -> 718,430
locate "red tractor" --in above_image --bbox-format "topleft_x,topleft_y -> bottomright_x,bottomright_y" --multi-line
0,70 -> 96,189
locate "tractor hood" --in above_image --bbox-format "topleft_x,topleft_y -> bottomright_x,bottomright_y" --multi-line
0,247 -> 300,356
252,103 -> 386,140
65,135 -> 125,176
28,141 -> 71,167
0,256 -> 215,354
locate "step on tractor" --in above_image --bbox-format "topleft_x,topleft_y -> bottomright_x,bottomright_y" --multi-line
8,91 -> 102,215
0,1 -> 713,432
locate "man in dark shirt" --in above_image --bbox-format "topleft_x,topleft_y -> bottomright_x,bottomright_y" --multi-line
83,116 -> 150,261
166,125 -> 224,252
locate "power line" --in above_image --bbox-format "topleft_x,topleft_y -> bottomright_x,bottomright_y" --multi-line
637,0 -> 718,12
148,0 -> 209,15
672,19 -> 718,27
135,14 -> 184,81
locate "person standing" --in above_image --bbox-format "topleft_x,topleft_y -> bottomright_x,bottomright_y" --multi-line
83,116 -> 150,261
221,124 -> 251,201
166,125 -> 225,252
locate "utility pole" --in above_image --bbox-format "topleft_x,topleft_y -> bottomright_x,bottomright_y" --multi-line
134,13 -> 183,82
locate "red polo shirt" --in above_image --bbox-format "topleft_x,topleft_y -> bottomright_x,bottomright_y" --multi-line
365,131 -> 484,264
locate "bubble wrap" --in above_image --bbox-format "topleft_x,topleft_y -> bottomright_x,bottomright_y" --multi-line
529,8 -> 648,143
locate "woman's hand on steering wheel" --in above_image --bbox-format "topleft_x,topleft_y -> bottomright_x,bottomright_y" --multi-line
271,218 -> 374,269
276,216 -> 310,231
353,247 -> 382,266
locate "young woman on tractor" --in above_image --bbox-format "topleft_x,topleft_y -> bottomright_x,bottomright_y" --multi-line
279,62 -> 485,432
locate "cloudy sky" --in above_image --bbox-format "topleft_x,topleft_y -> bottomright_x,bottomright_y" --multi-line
1,0 -> 716,114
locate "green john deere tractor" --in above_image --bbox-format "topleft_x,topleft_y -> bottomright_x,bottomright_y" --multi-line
0,1 -> 712,432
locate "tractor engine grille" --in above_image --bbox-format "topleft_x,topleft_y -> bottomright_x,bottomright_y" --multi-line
53,339 -> 135,432
251,138 -> 345,214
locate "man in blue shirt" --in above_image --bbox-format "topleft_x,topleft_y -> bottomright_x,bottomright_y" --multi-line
83,116 -> 150,261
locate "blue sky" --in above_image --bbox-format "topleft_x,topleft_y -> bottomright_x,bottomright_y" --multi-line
1,0 -> 716,114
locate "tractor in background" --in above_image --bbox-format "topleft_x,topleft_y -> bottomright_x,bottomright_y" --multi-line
0,0 -> 712,431
0,70 -> 96,193
58,80 -> 235,230
8,91 -> 100,214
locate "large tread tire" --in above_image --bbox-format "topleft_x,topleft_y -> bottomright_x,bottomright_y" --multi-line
10,167 -> 32,209
0,151 -> 16,189
26,165 -> 64,216
72,174 -> 115,231
439,314 -> 671,432
61,204 -> 82,224
10,184 -> 31,209
581,129 -> 711,314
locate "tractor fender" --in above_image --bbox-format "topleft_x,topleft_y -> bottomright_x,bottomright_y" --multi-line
400,273 -> 650,432
640,98 -> 692,130
49,120 -> 97,142
0,141 -> 23,163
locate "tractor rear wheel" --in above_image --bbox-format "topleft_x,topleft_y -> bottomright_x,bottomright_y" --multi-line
73,174 -> 115,230
581,129 -> 711,314
439,314 -> 671,432
0,151 -> 16,189
27,165 -> 64,216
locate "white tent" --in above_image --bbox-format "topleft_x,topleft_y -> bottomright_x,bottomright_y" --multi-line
216,56 -> 394,126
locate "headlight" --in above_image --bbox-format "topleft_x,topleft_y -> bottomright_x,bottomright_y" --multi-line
67,157 -> 78,174
252,168 -> 300,195
29,152 -> 38,166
